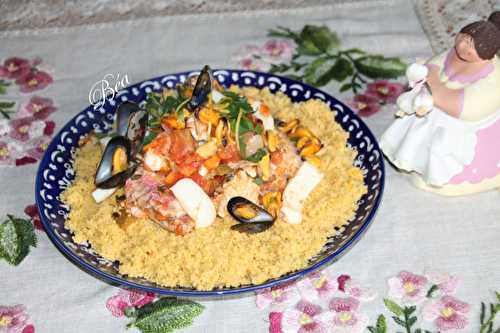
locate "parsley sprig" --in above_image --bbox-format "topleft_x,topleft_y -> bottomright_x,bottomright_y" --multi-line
220,91 -> 267,160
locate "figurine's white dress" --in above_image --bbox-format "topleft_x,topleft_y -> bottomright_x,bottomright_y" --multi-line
380,50 -> 500,195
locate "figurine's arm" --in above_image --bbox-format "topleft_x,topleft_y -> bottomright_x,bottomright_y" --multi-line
426,65 -> 463,118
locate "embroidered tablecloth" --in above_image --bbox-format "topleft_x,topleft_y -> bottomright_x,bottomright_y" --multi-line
1,1 -> 499,332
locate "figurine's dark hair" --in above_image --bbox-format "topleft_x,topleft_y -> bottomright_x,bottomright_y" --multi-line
489,11 -> 500,31
460,16 -> 500,60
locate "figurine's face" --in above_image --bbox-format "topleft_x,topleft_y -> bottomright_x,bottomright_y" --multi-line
454,33 -> 483,62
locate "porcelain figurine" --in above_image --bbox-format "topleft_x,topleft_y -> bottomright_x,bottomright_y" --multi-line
380,11 -> 500,196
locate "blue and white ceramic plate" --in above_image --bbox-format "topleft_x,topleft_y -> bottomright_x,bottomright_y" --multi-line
35,69 -> 384,296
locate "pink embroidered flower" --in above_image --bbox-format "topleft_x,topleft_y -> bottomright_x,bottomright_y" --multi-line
15,70 -> 53,93
21,96 -> 56,120
9,117 -> 34,142
269,312 -> 284,333
15,157 -> 37,166
388,271 -> 428,305
21,325 -> 34,333
260,40 -> 296,64
349,93 -> 380,117
232,44 -> 262,61
106,289 -> 155,317
279,300 -> 328,333
43,121 -> 55,136
8,118 -> 50,143
337,275 -> 377,301
24,204 -> 44,231
423,296 -> 470,331
256,281 -> 300,310
0,305 -> 29,333
297,272 -> 337,302
238,57 -> 272,72
324,297 -> 368,333
0,141 -> 14,164
425,271 -> 460,296
0,58 -> 31,80
25,136 -> 51,161
366,80 -> 404,103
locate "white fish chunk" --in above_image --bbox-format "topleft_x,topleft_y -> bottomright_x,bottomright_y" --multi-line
170,178 -> 216,228
92,187 -> 117,203
281,162 -> 323,224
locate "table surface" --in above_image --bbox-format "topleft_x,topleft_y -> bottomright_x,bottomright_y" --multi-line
0,1 -> 499,332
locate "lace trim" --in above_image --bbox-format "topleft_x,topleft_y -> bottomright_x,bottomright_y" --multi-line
0,0 -> 386,32
0,0 -> 393,38
415,0 -> 499,54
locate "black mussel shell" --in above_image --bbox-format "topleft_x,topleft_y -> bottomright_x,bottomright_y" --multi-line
187,65 -> 213,112
227,197 -> 275,233
95,136 -> 136,189
116,101 -> 147,156
230,222 -> 274,234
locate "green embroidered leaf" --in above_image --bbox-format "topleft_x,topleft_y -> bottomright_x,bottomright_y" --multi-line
340,83 -> 352,93
0,80 -> 9,95
355,55 -> 406,79
127,297 -> 204,333
414,329 -> 422,333
304,57 -> 353,87
267,26 -> 300,42
298,25 -> 340,55
392,316 -> 406,327
404,305 -> 417,315
426,284 -> 439,298
286,74 -> 303,81
0,215 -> 37,266
384,298 -> 404,317
376,314 -> 387,332
345,48 -> 366,55
0,109 -> 15,120
0,101 -> 15,108
407,316 -> 417,327
269,63 -> 291,74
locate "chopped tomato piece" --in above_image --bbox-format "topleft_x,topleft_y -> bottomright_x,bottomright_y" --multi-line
260,103 -> 270,116
161,116 -> 185,130
176,152 -> 203,176
217,143 -> 241,163
144,131 -> 172,155
170,129 -> 195,163
190,174 -> 225,196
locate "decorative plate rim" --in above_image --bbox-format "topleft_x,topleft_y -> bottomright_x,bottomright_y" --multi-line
35,69 -> 385,296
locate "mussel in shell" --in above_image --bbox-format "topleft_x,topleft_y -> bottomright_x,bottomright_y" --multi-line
227,197 -> 275,234
115,101 -> 148,156
187,65 -> 213,112
95,136 -> 137,189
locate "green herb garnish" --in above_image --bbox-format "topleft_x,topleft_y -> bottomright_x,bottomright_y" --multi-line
246,148 -> 268,163
144,92 -> 189,129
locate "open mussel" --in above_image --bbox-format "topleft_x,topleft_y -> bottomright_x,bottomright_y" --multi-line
187,65 -> 213,112
116,101 -> 147,156
227,197 -> 275,234
95,136 -> 137,189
